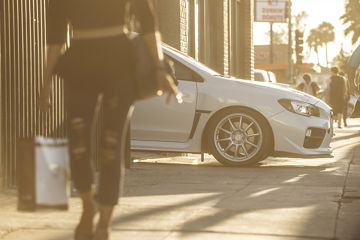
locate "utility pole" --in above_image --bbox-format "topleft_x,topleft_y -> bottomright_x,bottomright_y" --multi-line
287,0 -> 293,84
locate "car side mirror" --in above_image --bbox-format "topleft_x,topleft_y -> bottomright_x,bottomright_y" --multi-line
192,72 -> 203,82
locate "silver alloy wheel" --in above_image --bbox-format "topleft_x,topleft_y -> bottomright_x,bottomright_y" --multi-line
213,113 -> 263,162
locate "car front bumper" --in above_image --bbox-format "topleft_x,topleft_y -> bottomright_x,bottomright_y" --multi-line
269,110 -> 333,157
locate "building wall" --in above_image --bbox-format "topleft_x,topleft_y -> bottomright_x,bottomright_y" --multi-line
208,0 -> 227,74
236,0 -> 254,80
156,0 -> 181,50
0,0 -> 67,188
223,0 -> 230,76
0,0 -> 3,190
155,0 -> 254,78
156,0 -> 189,54
179,0 -> 189,53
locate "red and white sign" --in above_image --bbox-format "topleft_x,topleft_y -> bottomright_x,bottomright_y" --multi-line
255,0 -> 287,23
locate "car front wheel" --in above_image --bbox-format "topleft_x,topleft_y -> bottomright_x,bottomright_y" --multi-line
207,108 -> 272,166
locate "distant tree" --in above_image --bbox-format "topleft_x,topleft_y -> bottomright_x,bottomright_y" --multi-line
266,26 -> 287,45
340,0 -> 360,45
317,22 -> 335,67
307,29 -> 322,66
266,11 -> 309,45
332,47 -> 351,70
294,11 -> 308,32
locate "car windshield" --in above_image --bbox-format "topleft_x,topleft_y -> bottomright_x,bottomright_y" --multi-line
163,46 -> 220,76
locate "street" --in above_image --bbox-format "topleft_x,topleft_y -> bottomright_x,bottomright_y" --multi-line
0,118 -> 360,240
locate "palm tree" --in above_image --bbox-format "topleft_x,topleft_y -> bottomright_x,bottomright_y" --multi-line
267,27 -> 287,45
317,22 -> 335,67
294,11 -> 308,32
332,46 -> 350,70
340,0 -> 360,45
307,29 -> 322,66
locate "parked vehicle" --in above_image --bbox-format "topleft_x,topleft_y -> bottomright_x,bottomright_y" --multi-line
352,71 -> 360,117
254,69 -> 277,83
130,45 -> 333,166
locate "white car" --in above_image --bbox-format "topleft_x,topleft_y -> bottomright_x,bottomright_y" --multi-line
254,69 -> 277,83
130,45 -> 333,166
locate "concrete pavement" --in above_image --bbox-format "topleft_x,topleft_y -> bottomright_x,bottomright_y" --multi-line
0,119 -> 360,240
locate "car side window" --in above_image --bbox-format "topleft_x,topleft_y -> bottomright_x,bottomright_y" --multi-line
173,60 -> 193,81
165,56 -> 202,82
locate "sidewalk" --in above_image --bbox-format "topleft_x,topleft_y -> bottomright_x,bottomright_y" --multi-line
1,119 -> 360,240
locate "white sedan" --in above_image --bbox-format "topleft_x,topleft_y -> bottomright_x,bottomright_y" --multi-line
130,45 -> 333,166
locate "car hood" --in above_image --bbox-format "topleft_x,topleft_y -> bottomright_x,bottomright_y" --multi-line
215,76 -> 320,105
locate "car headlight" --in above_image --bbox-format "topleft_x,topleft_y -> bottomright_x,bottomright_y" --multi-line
278,99 -> 320,117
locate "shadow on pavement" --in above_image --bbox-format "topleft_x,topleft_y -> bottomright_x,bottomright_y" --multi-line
21,127 -> 360,240
110,139 -> 360,239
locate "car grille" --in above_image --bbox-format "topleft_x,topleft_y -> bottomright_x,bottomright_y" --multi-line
303,128 -> 326,149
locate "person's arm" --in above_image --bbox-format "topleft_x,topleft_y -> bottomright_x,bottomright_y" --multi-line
325,79 -> 331,104
313,82 -> 320,93
39,45 -> 63,111
296,82 -> 303,91
142,32 -> 182,103
133,0 -> 181,104
343,78 -> 349,101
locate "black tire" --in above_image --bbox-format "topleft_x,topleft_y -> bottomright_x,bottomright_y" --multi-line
207,107 -> 272,166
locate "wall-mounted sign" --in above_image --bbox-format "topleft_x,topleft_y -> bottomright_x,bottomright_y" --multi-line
255,0 -> 287,23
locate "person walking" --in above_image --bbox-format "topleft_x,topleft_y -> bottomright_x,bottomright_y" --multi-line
39,0 -> 180,239
339,71 -> 350,127
326,67 -> 348,128
296,73 -> 320,97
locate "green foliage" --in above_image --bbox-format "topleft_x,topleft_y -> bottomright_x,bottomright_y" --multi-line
293,11 -> 308,31
307,22 -> 335,66
266,27 -> 287,45
341,0 -> 360,45
318,22 -> 335,44
332,48 -> 351,70
307,29 -> 322,65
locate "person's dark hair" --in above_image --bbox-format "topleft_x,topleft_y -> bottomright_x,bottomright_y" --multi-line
330,66 -> 339,74
302,73 -> 311,81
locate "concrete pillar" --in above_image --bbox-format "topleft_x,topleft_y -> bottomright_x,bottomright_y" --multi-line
155,0 -> 253,78
205,0 -> 230,76
156,0 -> 182,50
156,0 -> 190,54
0,0 -> 3,191
235,0 -> 254,80
179,0 -> 189,53
188,0 -> 195,58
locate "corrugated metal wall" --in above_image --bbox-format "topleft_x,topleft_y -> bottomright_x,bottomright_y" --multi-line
0,0 -> 66,188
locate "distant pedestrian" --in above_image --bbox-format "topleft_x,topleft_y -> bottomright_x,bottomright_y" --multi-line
339,71 -> 350,127
326,67 -> 348,128
296,73 -> 320,97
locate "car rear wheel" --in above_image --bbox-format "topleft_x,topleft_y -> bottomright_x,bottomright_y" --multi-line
207,108 -> 272,166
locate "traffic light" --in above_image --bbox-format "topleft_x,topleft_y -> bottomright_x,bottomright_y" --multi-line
295,30 -> 304,64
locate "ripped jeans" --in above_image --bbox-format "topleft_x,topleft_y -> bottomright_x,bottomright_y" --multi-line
65,74 -> 135,206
